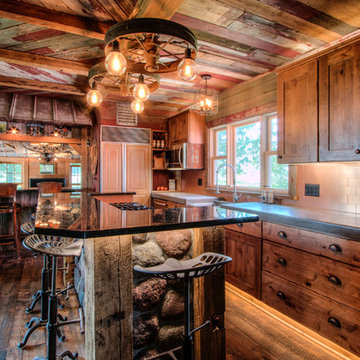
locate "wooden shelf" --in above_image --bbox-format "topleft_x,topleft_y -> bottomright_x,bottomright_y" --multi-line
0,133 -> 82,144
152,168 -> 168,170
152,148 -> 168,151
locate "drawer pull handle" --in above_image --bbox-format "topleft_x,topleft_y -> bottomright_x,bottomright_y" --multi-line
277,257 -> 287,266
328,317 -> 341,329
276,291 -> 286,300
329,244 -> 342,253
355,149 -> 360,155
237,223 -> 243,228
328,275 -> 342,286
278,231 -> 287,239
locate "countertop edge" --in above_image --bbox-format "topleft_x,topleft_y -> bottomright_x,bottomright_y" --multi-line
34,214 -> 259,239
220,204 -> 360,240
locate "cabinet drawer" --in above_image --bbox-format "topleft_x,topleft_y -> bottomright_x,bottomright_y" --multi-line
263,240 -> 360,310
225,221 -> 261,238
262,271 -> 360,357
263,222 -> 360,267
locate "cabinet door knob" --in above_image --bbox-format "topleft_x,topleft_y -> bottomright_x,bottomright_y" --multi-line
277,257 -> 287,266
355,149 -> 360,154
329,244 -> 342,253
277,231 -> 287,239
328,316 -> 341,328
328,275 -> 342,286
276,291 -> 286,300
278,155 -> 283,159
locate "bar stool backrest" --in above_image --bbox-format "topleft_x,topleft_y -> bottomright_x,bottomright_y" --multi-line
37,182 -> 63,194
0,183 -> 17,210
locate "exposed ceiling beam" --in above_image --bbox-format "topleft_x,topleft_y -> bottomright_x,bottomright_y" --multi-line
0,49 -> 92,76
132,0 -> 184,19
0,0 -> 112,40
0,75 -> 86,96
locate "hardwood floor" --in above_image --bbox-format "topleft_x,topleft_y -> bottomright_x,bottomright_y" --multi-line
0,253 -> 359,360
0,252 -> 84,360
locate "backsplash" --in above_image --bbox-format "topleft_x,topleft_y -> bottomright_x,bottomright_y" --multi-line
180,163 -> 360,214
284,163 -> 360,214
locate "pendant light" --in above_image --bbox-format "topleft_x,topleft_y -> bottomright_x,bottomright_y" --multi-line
105,40 -> 127,76
195,74 -> 218,116
131,99 -> 144,114
133,74 -> 150,101
177,48 -> 198,81
86,84 -> 103,107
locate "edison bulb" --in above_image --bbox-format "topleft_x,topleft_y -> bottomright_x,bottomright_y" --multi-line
177,57 -> 198,81
133,82 -> 150,101
131,99 -> 144,114
105,51 -> 127,76
86,89 -> 103,107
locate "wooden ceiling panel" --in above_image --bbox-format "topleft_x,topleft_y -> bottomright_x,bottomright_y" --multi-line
178,0 -> 243,27
0,0 -> 359,119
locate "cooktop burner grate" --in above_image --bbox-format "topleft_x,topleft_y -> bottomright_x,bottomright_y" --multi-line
110,202 -> 154,211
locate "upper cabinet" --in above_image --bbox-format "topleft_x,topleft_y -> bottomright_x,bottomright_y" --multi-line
319,44 -> 360,161
277,61 -> 318,163
168,110 -> 205,146
277,40 -> 360,164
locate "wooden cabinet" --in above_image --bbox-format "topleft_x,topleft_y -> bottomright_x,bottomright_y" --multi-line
277,40 -> 360,163
262,221 -> 360,356
277,60 -> 318,163
319,43 -> 360,161
224,222 -> 261,299
168,110 -> 205,146
262,271 -> 360,356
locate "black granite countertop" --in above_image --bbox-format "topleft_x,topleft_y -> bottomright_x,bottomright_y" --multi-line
34,192 -> 259,238
216,202 -> 360,240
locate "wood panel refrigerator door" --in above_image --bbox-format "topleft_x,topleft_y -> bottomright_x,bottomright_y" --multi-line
277,60 -> 318,163
126,144 -> 151,205
319,44 -> 360,161
101,142 -> 122,192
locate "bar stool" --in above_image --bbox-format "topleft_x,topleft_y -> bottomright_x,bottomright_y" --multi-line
134,252 -> 232,360
0,183 -> 21,258
22,234 -> 83,360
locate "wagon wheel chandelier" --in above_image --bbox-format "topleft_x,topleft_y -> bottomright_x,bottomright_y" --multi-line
87,18 -> 198,113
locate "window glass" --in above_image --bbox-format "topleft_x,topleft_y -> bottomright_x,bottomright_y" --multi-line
215,129 -> 227,156
270,117 -> 278,151
269,155 -> 289,189
234,122 -> 261,187
214,159 -> 227,186
70,164 -> 81,189
0,163 -> 22,188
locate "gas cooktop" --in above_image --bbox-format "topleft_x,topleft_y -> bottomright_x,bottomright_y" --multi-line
110,202 -> 153,211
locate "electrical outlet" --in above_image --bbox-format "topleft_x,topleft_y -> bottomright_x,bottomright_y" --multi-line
198,178 -> 202,186
305,184 -> 320,197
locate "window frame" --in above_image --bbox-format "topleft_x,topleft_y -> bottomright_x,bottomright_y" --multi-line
70,163 -> 82,189
0,161 -> 24,189
208,113 -> 293,195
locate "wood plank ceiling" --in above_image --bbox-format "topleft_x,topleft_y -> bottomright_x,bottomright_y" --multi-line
0,0 -> 359,119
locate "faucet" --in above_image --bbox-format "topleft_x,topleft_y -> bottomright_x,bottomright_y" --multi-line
215,163 -> 239,202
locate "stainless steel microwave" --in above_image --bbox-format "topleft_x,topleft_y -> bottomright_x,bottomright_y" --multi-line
166,143 -> 187,170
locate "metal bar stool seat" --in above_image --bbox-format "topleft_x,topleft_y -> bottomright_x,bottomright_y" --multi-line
21,222 -> 35,235
21,234 -> 84,360
134,252 -> 232,360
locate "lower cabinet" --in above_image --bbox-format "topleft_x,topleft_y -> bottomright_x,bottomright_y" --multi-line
262,221 -> 360,357
262,271 -> 360,356
226,219 -> 360,356
224,222 -> 261,299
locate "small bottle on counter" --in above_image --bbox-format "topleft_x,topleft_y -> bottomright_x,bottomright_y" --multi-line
152,133 -> 157,148
261,186 -> 268,203
268,189 -> 274,204
160,134 -> 165,149
156,133 -> 161,148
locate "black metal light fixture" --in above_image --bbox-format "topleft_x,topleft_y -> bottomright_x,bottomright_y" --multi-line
195,74 -> 218,116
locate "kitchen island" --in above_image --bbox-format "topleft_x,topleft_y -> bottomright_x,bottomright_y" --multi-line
34,192 -> 259,360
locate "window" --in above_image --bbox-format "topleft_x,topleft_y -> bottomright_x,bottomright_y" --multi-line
0,163 -> 23,189
209,114 -> 290,193
70,163 -> 81,189
40,163 -> 55,174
